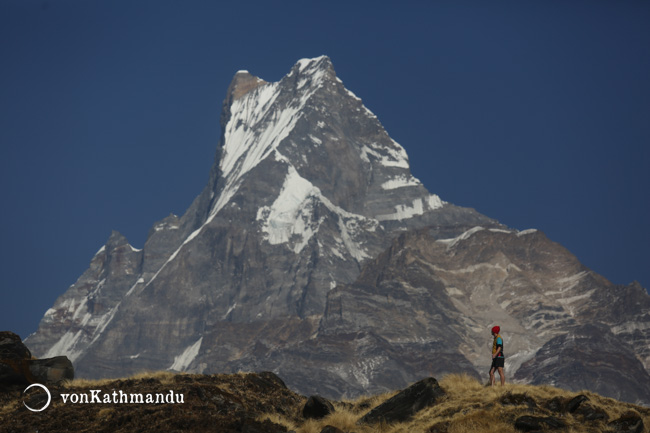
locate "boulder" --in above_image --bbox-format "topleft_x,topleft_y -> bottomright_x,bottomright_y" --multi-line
608,412 -> 644,433
303,395 -> 335,420
28,356 -> 74,384
0,331 -> 31,360
359,377 -> 445,424
499,392 -> 537,409
514,416 -> 566,431
320,426 -> 345,433
551,393 -> 609,422
545,396 -> 564,413
0,359 -> 28,385
0,331 -> 33,385
565,394 -> 588,413
574,403 -> 608,422
0,331 -> 74,387
545,394 -> 590,414
249,371 -> 288,392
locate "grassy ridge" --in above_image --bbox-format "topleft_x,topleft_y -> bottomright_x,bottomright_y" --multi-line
1,371 -> 648,432
260,374 -> 650,433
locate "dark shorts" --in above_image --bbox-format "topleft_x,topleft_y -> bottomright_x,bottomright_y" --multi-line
491,357 -> 505,369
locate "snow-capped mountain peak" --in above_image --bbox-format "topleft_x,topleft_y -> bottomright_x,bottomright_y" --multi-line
212,57 -> 339,219
35,58 -> 633,404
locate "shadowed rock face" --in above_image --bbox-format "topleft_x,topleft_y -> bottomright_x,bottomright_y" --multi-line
1,331 -> 33,385
0,331 -> 31,360
24,57 -> 650,404
515,324 -> 650,404
1,332 -> 74,387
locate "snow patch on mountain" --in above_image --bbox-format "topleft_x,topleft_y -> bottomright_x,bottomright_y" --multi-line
42,298 -> 107,361
359,141 -> 410,169
257,165 -> 377,260
336,218 -> 371,261
381,174 -> 421,190
295,55 -> 329,73
517,228 -> 538,237
557,289 -> 596,306
556,271 -> 588,289
351,356 -> 385,388
437,226 -> 485,248
308,134 -> 322,145
257,166 -> 322,253
43,330 -> 83,361
169,337 -> 203,371
376,195 -> 443,221
154,221 -> 179,232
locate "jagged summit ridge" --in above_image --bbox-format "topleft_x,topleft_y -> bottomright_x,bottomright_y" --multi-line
212,57 -> 332,218
208,56 -> 447,256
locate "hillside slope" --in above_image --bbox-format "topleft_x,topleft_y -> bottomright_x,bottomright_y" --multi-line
1,372 -> 648,433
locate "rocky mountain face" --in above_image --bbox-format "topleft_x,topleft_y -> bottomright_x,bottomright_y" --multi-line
25,57 -> 649,405
304,227 -> 650,401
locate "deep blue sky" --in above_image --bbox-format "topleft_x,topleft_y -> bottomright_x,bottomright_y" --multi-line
2,1 -> 648,339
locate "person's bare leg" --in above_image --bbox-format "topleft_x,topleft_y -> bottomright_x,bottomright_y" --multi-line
489,367 -> 496,386
498,367 -> 505,386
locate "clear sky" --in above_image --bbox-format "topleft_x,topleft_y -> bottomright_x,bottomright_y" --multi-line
1,1 -> 649,339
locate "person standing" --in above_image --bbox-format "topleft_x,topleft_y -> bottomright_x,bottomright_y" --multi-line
489,326 -> 505,386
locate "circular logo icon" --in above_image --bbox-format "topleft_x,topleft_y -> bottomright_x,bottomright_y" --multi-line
23,383 -> 51,412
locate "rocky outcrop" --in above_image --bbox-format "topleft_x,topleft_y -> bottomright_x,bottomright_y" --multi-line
0,331 -> 32,386
608,412 -> 645,433
0,331 -> 73,388
303,395 -> 335,420
0,331 -> 32,360
28,356 -> 74,385
514,416 -> 566,431
358,377 -> 445,424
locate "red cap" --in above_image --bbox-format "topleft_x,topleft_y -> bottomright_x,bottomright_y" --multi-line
491,326 -> 500,334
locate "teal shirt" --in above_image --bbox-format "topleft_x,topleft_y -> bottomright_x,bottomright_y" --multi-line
492,335 -> 504,358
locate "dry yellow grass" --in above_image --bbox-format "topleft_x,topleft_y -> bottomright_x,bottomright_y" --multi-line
27,369 -> 646,433
65,370 -> 177,388
95,407 -> 114,420
257,373 -> 649,433
257,390 -> 398,433
62,377 -> 108,388
0,399 -> 20,420
319,408 -> 363,432
257,412 -> 298,431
